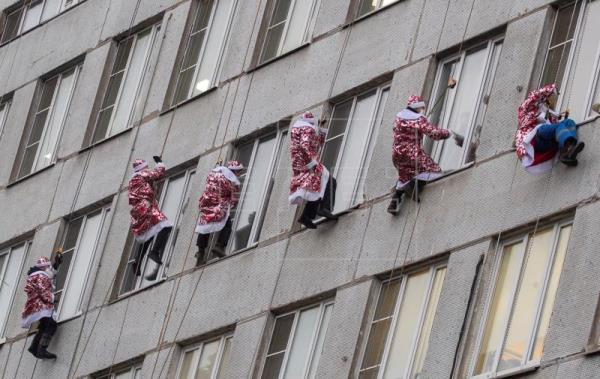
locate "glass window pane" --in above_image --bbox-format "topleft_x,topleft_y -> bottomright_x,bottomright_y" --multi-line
192,0 -> 214,33
268,313 -> 295,354
92,107 -> 115,143
114,38 -> 134,72
195,339 -> 220,379
64,217 -> 83,249
474,241 -> 525,375
54,250 -> 73,294
111,30 -> 153,135
174,68 -> 196,104
531,225 -> 571,361
307,304 -> 334,379
18,143 -> 39,178
540,43 -> 571,88
361,318 -> 392,371
2,8 -> 23,43
358,0 -> 377,17
233,136 -> 277,250
283,306 -> 320,378
21,0 -> 43,32
103,71 -> 125,109
550,3 -> 580,47
498,228 -> 554,372
179,349 -> 199,379
374,279 -> 401,320
216,337 -> 233,379
359,367 -> 380,379
41,0 -> 62,21
262,353 -> 285,379
327,100 -> 352,139
383,269 -> 430,379
183,31 -> 206,70
333,91 -> 377,212
281,0 -> 314,54
193,0 -> 235,95
412,267 -> 446,377
59,211 -> 105,319
28,111 -> 50,145
261,23 -> 285,63
39,76 -> 59,110
437,47 -> 487,171
0,244 -> 26,334
271,0 -> 292,25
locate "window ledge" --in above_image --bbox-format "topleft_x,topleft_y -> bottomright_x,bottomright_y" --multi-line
110,278 -> 167,305
0,337 -> 6,346
160,86 -> 219,116
246,42 -> 311,74
6,163 -> 56,188
585,344 -> 600,355
478,364 -> 540,379
79,127 -> 133,153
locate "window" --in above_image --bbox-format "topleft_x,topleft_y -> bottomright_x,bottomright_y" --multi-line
172,0 -> 237,104
14,64 -> 81,180
547,1 -> 600,120
0,240 -> 30,337
176,334 -> 233,379
90,24 -> 161,144
427,37 -> 503,172
321,84 -> 389,213
229,129 -> 287,252
358,264 -> 446,379
54,207 -> 110,320
261,301 -> 334,379
0,96 -> 12,140
119,168 -> 196,295
95,364 -> 142,379
0,0 -> 81,43
356,0 -> 398,18
258,0 -> 319,64
472,222 -> 572,378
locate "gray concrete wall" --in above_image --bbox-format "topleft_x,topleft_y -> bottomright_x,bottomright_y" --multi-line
1,0 -> 600,378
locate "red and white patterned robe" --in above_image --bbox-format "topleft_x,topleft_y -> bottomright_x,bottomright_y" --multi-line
515,84 -> 559,174
289,120 -> 329,204
392,109 -> 450,189
128,163 -> 173,242
21,269 -> 55,329
196,167 -> 240,234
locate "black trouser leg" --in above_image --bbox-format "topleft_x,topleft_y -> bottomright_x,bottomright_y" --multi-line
197,233 -> 209,249
216,219 -> 232,247
39,317 -> 57,337
153,227 -> 172,255
302,200 -> 319,221
319,176 -> 336,212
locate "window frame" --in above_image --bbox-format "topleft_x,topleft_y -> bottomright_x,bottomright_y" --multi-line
89,23 -> 161,145
322,83 -> 390,213
357,262 -> 447,379
94,363 -> 142,379
261,299 -> 335,379
174,333 -> 233,379
118,166 -> 196,297
0,240 -> 30,337
54,206 -> 110,321
14,64 -> 81,180
0,96 -> 12,140
227,128 -> 288,253
428,36 -> 503,171
469,220 -> 573,379
354,0 -> 400,19
171,0 -> 237,105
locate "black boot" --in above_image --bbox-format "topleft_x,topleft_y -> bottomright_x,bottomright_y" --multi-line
28,333 -> 42,358
37,333 -> 57,360
298,216 -> 317,229
387,189 -> 405,216
195,248 -> 207,266
560,140 -> 584,167
147,249 -> 163,265
317,208 -> 338,220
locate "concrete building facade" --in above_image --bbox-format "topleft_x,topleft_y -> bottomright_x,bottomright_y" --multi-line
0,0 -> 600,378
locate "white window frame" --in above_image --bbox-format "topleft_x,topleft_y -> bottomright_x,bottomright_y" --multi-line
258,0 -> 320,64
174,333 -> 233,379
428,36 -> 503,171
469,221 -> 573,379
119,167 -> 196,296
261,300 -> 334,379
228,128 -> 287,253
357,263 -> 447,379
16,64 -> 81,179
96,363 -> 142,379
323,84 -> 389,212
356,0 -> 399,18
55,206 -> 110,321
0,240 -> 30,338
91,23 -> 161,144
172,0 -> 237,105
0,97 -> 12,141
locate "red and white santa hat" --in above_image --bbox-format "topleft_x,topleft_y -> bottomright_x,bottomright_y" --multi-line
300,111 -> 316,125
132,159 -> 148,172
407,95 -> 426,109
226,160 -> 244,171
35,256 -> 52,268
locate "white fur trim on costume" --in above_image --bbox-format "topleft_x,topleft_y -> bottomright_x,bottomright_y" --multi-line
133,161 -> 148,172
21,309 -> 55,329
397,109 -> 424,121
409,101 -> 426,109
521,122 -> 558,172
292,120 -> 318,133
196,207 -> 231,234
213,166 -> 241,186
289,167 -> 330,205
523,159 -> 554,174
396,171 -> 445,190
135,219 -> 173,243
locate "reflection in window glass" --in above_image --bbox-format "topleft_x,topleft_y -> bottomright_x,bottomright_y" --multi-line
176,334 -> 233,379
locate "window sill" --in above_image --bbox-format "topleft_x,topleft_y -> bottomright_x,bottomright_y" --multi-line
585,344 -> 600,355
246,42 -> 311,74
474,364 -> 540,379
6,163 -> 56,188
160,86 -> 219,116
79,127 -> 133,154
110,277 -> 167,305
0,337 -> 5,346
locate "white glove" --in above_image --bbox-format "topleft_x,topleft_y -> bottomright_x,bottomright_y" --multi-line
306,160 -> 318,170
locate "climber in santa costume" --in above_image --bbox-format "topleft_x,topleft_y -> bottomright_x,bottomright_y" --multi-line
515,83 -> 584,173
195,160 -> 244,264
289,111 -> 337,229
21,253 -> 63,359
388,95 -> 451,215
128,156 -> 173,278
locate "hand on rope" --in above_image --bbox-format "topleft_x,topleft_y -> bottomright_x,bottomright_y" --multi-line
153,155 -> 163,163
